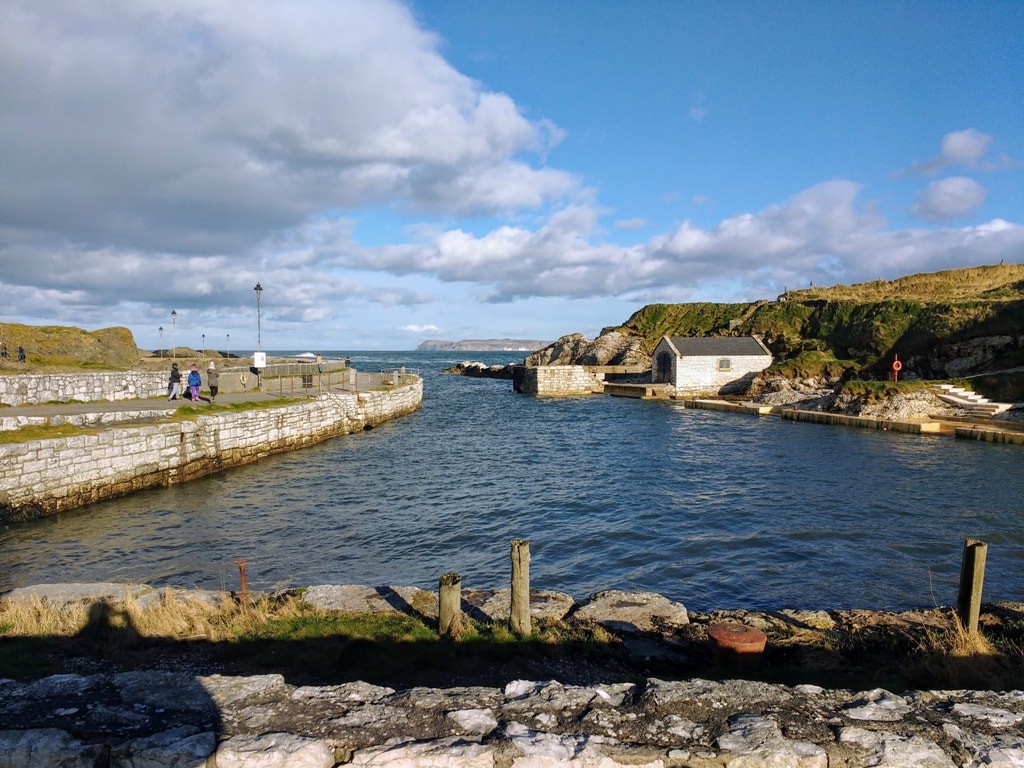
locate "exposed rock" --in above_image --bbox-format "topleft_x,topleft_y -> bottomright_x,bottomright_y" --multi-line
525,331 -> 649,368
4,673 -> 1023,767
441,361 -> 516,379
574,590 -> 689,634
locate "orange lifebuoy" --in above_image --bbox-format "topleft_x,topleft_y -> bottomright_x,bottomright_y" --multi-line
892,360 -> 902,372
239,373 -> 248,385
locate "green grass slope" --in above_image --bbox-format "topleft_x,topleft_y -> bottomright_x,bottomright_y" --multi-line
615,263 -> 1024,382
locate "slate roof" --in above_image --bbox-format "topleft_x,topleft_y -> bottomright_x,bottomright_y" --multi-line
662,336 -> 771,357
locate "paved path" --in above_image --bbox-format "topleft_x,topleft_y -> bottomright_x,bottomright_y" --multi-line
0,390 -> 292,420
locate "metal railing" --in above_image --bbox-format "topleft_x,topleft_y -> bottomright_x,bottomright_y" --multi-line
236,363 -> 420,398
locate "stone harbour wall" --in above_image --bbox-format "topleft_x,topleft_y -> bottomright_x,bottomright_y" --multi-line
512,365 -> 604,395
0,371 -> 166,406
0,380 -> 422,523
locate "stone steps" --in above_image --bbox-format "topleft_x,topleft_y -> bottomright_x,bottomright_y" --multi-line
932,383 -> 1012,417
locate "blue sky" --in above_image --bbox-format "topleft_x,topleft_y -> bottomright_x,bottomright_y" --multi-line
0,1 -> 1021,352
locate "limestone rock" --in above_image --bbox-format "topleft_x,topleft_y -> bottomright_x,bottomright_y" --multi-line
574,590 -> 688,633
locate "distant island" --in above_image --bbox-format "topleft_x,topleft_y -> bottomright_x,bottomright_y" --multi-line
417,339 -> 552,352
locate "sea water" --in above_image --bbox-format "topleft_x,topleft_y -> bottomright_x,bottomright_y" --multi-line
1,350 -> 1022,611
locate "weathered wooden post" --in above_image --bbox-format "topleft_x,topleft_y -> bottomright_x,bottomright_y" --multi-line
510,539 -> 531,636
438,572 -> 462,638
957,538 -> 988,635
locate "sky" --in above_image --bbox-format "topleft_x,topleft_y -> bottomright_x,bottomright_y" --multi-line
1,1 -> 1022,352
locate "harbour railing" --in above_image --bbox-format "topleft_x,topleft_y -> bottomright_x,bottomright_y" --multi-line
224,362 -> 419,398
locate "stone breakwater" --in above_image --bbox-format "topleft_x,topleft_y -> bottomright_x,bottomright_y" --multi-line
0,380 -> 422,523
3,669 -> 1023,767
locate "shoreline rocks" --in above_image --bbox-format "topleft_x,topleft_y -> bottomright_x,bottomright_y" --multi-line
3,672 -> 1022,767
4,584 -> 1024,766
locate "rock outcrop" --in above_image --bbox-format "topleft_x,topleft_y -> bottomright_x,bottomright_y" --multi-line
525,331 -> 649,368
441,361 -> 516,379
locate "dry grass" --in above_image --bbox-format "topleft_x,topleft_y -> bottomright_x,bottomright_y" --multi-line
0,589 -> 306,642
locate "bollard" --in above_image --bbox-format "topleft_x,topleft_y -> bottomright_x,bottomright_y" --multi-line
957,539 -> 987,635
235,559 -> 249,606
438,572 -> 463,639
708,622 -> 767,672
510,539 -> 531,636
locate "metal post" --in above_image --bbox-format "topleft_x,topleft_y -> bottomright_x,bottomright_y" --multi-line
171,310 -> 177,359
254,282 -> 263,352
158,327 -> 163,357
235,558 -> 249,606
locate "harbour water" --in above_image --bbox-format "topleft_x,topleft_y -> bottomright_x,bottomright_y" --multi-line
2,350 -> 1023,611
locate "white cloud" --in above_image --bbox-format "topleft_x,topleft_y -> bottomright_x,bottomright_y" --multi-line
284,180 -> 1021,304
0,0 -> 571,258
402,324 -> 441,334
911,177 -> 987,222
902,129 -> 993,177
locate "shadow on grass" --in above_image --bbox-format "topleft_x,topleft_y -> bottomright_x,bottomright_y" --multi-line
3,601 -> 1024,692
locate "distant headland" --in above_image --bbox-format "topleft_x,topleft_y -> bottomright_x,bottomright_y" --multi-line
416,339 -> 551,352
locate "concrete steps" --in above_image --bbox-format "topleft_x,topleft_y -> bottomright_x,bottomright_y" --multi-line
932,383 -> 1012,417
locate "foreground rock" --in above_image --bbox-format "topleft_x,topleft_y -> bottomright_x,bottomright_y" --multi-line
4,584 -> 1024,766
3,672 -> 1023,767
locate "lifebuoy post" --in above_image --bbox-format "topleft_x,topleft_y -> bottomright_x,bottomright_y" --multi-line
891,354 -> 902,382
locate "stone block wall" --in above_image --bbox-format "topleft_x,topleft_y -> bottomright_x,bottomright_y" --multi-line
0,379 -> 423,523
512,365 -> 603,395
0,371 -> 166,406
670,354 -> 769,395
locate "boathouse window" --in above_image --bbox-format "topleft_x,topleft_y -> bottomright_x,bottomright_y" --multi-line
718,358 -> 732,371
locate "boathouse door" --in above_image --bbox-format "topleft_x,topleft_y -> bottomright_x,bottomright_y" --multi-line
655,351 -> 673,384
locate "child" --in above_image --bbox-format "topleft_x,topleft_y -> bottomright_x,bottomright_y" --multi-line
187,364 -> 202,401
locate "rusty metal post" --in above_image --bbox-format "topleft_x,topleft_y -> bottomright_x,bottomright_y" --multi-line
235,558 -> 249,606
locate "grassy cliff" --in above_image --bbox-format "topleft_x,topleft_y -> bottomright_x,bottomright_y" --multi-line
0,324 -> 141,371
614,263 -> 1024,383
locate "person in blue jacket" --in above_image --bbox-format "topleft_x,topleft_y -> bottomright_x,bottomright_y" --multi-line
187,364 -> 202,401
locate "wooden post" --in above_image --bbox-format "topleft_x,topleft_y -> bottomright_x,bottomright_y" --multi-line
957,539 -> 987,635
438,572 -> 462,639
510,539 -> 531,636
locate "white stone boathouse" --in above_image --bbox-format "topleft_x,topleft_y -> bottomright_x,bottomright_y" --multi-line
652,335 -> 773,395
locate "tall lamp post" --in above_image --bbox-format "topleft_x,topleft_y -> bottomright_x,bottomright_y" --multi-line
170,310 -> 177,359
202,333 -> 205,354
227,334 -> 230,359
254,282 -> 263,352
158,326 -> 163,358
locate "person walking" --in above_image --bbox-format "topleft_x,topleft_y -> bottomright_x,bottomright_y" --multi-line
206,361 -> 220,402
187,364 -> 202,402
17,346 -> 25,363
168,362 -> 181,400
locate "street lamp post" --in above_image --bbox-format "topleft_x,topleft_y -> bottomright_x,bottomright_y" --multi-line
254,282 -> 263,352
171,310 -> 177,359
202,333 -> 205,354
227,334 -> 230,359
158,326 -> 163,358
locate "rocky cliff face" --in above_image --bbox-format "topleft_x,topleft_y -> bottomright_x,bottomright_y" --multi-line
524,331 -> 649,368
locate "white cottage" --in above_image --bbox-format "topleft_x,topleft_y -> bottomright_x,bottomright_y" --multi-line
652,336 -> 773,395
